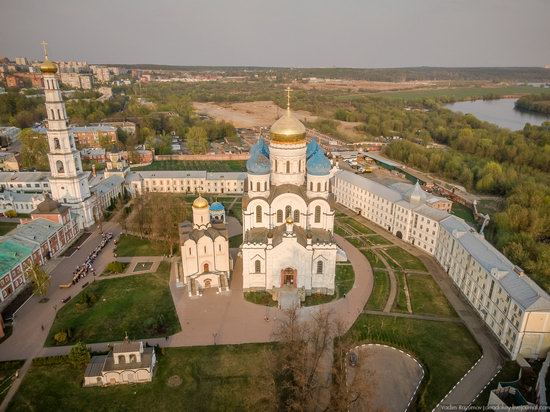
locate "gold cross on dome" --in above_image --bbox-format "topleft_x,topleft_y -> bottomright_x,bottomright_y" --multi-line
285,87 -> 292,110
41,40 -> 49,60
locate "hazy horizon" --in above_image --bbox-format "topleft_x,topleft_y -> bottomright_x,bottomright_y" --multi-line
1,0 -> 549,68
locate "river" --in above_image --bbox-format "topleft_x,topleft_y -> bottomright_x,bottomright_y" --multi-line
445,98 -> 550,130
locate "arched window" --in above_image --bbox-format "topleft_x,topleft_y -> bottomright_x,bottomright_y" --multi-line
255,260 -> 261,273
264,181 -> 267,191
285,205 -> 291,219
314,205 -> 321,223
310,182 -> 313,191
203,263 -> 209,273
325,181 -> 328,191
256,181 -> 260,192
50,109 -> 55,119
293,209 -> 300,223
317,260 -> 323,274
277,209 -> 283,223
57,109 -> 61,119
274,160 -> 278,172
118,355 -> 125,364
317,182 -> 321,192
53,138 -> 60,150
249,181 -> 253,190
256,205 -> 262,223
286,161 -> 290,173
299,160 -> 301,173
129,354 -> 137,363
56,160 -> 64,173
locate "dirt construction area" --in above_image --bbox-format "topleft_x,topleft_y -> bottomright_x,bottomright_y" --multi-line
347,344 -> 424,412
193,101 -> 318,129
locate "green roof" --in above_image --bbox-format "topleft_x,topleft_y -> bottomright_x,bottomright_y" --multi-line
0,240 -> 34,277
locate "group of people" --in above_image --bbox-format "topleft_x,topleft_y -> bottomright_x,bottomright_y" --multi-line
71,232 -> 114,285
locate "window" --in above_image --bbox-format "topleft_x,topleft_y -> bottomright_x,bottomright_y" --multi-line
285,205 -> 291,218
286,161 -> 290,173
53,138 -> 60,150
255,260 -> 261,273
56,160 -> 64,173
256,205 -> 262,223
317,182 -> 321,192
310,182 -> 313,191
317,260 -> 323,274
277,209 -> 283,223
314,206 -> 321,223
256,181 -> 260,191
293,209 -> 300,223
264,181 -> 267,191
325,182 -> 328,191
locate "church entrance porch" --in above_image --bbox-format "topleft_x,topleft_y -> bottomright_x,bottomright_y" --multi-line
280,267 -> 297,288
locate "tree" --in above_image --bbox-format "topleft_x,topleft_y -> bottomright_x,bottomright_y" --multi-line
68,341 -> 91,368
26,264 -> 51,297
270,308 -> 372,411
186,126 -> 209,154
98,134 -> 114,150
19,129 -> 49,170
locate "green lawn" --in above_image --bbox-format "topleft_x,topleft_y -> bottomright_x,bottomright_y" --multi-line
304,263 -> 355,306
365,269 -> 390,311
336,216 -> 375,235
407,274 -> 458,317
244,291 -> 277,307
115,234 -> 169,257
346,314 -> 481,411
365,234 -> 391,246
371,85 -> 541,101
360,248 -> 385,269
0,222 -> 17,235
383,246 -> 427,272
8,344 -> 275,412
0,361 -> 24,403
229,234 -> 243,248
132,160 -> 246,172
393,271 -> 409,313
46,262 -> 180,345
451,203 -> 479,229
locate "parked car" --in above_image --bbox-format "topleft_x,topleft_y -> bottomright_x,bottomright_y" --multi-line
61,296 -> 71,304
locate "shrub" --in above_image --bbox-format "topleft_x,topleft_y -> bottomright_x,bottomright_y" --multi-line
105,261 -> 126,274
32,355 -> 69,366
4,210 -> 17,218
68,342 -> 91,368
53,331 -> 68,345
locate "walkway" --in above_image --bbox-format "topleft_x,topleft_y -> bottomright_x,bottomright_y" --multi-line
334,203 -> 503,409
362,309 -> 464,324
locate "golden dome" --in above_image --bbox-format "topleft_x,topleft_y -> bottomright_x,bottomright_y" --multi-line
270,110 -> 306,144
286,216 -> 294,224
192,195 -> 208,209
40,59 -> 58,74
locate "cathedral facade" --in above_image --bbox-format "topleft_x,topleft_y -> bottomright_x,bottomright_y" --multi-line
241,98 -> 337,300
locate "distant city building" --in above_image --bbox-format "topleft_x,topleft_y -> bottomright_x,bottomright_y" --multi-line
0,191 -> 44,214
56,60 -> 88,73
0,152 -> 20,172
103,121 -> 136,135
59,72 -> 93,90
0,126 -> 21,147
15,57 -> 28,66
80,148 -> 106,162
0,171 -> 51,193
5,73 -> 43,89
92,66 -> 111,83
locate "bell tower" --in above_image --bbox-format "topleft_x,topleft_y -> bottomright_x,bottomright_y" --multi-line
40,41 -> 95,228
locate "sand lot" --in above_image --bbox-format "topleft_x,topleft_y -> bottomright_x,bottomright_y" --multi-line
193,101 -> 318,128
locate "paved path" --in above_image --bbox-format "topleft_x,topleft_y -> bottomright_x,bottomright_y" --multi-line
362,310 -> 464,324
372,249 -> 398,313
348,345 -> 424,412
334,204 -> 503,409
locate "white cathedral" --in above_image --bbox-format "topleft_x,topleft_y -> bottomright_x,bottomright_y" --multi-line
240,97 -> 338,301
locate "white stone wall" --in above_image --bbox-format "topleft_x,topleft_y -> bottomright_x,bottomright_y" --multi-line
270,142 -> 306,186
247,173 -> 270,198
306,174 -> 330,199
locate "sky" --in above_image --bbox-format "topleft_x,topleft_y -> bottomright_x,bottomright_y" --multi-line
0,0 -> 549,68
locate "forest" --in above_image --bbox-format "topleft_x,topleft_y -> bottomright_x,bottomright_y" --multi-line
515,93 -> 550,115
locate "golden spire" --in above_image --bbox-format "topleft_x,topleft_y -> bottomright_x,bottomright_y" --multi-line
41,40 -> 49,60
285,87 -> 292,114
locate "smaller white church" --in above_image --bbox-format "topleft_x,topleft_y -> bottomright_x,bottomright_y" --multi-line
178,196 -> 231,296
